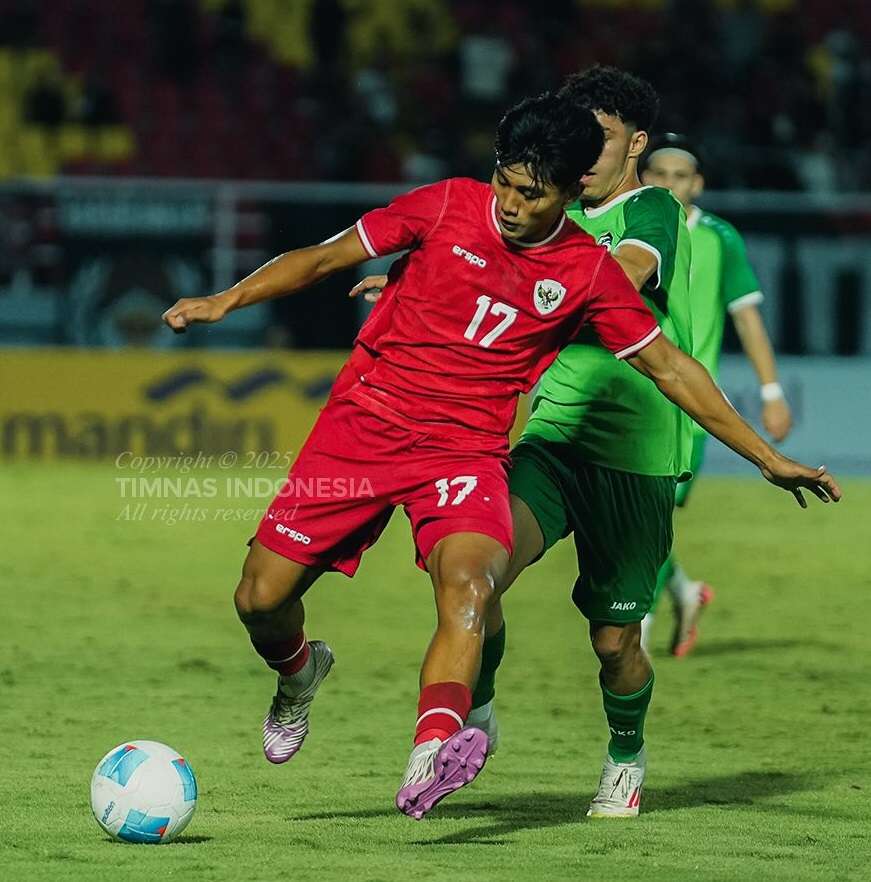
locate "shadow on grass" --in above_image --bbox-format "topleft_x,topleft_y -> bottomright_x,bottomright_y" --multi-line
103,835 -> 214,845
291,770 -> 814,846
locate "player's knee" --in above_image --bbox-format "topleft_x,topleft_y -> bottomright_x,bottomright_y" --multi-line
437,570 -> 497,626
233,571 -> 290,623
590,623 -> 641,665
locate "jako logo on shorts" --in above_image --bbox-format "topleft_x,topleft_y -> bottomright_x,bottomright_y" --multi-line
275,523 -> 312,545
452,245 -> 487,268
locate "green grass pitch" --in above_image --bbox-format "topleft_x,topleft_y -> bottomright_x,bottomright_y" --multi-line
1,463 -> 869,881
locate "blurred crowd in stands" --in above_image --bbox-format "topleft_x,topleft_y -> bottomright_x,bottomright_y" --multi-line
1,0 -> 870,190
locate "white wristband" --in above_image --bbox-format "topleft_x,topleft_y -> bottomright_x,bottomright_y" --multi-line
760,382 -> 784,402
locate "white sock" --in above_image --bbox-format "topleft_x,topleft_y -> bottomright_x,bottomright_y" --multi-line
668,564 -> 700,606
467,699 -> 494,724
640,612 -> 654,651
278,648 -> 315,696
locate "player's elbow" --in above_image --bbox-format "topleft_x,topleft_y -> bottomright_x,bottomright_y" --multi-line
313,244 -> 345,276
633,337 -> 683,387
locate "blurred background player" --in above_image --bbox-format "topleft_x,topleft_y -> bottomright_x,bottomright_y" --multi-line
641,133 -> 793,656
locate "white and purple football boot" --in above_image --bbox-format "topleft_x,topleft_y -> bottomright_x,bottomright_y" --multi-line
395,728 -> 489,820
262,640 -> 334,764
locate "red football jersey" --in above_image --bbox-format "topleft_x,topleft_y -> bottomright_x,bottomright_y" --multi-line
347,177 -> 660,449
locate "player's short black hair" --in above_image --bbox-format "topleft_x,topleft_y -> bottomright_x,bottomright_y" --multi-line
558,65 -> 660,133
644,132 -> 704,174
494,91 -> 604,193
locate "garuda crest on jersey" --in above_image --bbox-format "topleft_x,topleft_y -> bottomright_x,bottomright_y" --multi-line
533,279 -> 567,315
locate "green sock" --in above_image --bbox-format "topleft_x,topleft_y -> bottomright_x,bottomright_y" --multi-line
471,623 -> 506,708
601,673 -> 654,763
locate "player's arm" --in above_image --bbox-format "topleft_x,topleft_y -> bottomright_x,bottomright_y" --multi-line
719,217 -> 793,441
610,243 -> 658,291
731,301 -> 792,442
163,228 -> 369,332
626,335 -> 839,506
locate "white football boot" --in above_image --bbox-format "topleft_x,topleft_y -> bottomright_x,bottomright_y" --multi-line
586,747 -> 646,818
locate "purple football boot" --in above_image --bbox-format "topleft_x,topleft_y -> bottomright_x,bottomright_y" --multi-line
396,728 -> 489,819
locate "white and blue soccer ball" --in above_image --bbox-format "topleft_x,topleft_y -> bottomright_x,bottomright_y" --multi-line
90,740 -> 198,844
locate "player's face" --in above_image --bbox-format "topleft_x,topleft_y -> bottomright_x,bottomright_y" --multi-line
579,111 -> 647,205
491,164 -> 572,243
642,152 -> 704,209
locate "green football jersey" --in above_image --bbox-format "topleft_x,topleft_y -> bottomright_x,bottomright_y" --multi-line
687,206 -> 763,380
522,185 -> 694,479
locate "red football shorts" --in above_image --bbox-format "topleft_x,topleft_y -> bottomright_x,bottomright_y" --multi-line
254,397 -> 513,576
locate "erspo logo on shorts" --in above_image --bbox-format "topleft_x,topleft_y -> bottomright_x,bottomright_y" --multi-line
452,244 -> 487,268
275,523 -> 312,545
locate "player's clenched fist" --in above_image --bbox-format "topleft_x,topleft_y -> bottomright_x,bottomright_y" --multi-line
162,296 -> 228,333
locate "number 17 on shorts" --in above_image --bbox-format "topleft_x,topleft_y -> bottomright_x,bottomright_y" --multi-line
434,475 -> 479,507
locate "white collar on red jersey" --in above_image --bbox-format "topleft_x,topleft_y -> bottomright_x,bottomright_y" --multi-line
489,195 -> 567,248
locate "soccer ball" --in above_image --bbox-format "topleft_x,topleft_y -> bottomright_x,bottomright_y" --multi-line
90,740 -> 198,844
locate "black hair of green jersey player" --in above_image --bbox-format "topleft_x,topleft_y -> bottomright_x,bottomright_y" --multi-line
494,91 -> 605,195
558,65 -> 660,134
642,132 -> 705,174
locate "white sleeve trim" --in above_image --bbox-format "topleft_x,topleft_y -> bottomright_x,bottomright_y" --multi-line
614,325 -> 662,360
614,238 -> 663,289
727,290 -> 764,313
355,218 -> 378,259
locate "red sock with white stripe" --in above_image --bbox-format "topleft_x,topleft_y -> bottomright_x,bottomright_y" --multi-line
252,631 -> 310,675
414,682 -> 472,745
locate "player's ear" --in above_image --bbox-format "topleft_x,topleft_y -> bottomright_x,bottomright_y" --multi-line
629,129 -> 648,160
691,173 -> 704,200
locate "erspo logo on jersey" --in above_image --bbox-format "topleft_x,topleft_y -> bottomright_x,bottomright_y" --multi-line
452,244 -> 487,268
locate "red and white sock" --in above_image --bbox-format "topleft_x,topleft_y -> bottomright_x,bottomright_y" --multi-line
251,631 -> 311,676
414,682 -> 472,745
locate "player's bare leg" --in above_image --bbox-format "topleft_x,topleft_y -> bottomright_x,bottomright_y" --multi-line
396,532 -> 508,819
587,621 -> 651,817
234,540 -> 333,763
466,494 -> 545,751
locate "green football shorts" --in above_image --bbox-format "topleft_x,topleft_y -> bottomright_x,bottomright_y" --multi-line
674,432 -> 708,507
509,438 -> 677,624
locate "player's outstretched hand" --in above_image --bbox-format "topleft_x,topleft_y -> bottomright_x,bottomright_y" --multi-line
349,275 -> 388,303
761,456 -> 841,508
162,296 -> 228,333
